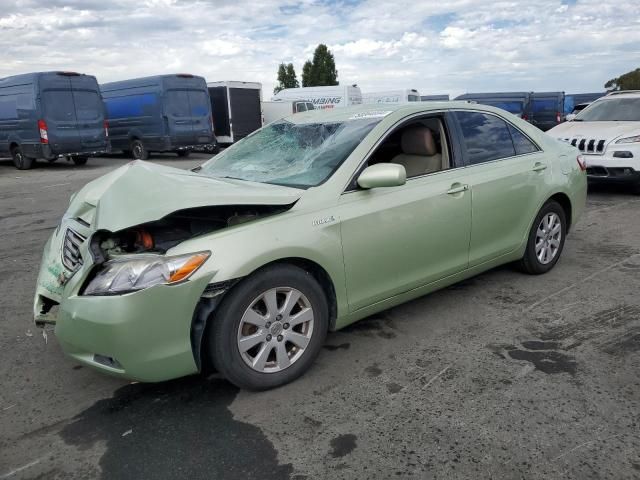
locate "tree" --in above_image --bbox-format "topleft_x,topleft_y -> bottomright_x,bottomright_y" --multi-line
301,60 -> 313,87
605,68 -> 640,91
301,44 -> 338,87
273,63 -> 299,94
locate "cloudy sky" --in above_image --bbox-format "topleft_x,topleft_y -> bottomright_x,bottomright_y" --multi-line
0,0 -> 639,98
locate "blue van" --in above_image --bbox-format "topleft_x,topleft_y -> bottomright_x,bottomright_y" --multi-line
454,92 -> 532,120
100,74 -> 214,160
529,91 -> 565,131
0,71 -> 109,169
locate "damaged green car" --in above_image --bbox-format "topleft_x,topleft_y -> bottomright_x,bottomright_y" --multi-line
34,103 -> 587,390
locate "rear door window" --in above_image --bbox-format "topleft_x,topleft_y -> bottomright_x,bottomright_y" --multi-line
166,90 -> 190,117
508,124 -> 539,155
296,102 -> 307,113
454,111 -> 516,165
187,90 -> 209,116
532,99 -> 557,113
42,90 -> 76,121
72,90 -> 102,121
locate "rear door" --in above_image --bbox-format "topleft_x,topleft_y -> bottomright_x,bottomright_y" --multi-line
69,76 -> 106,151
40,74 -> 80,153
165,89 -> 195,144
530,95 -> 561,131
187,89 -> 213,143
451,110 -> 550,266
229,88 -> 262,142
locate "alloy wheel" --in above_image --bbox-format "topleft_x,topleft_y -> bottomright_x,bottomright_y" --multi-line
535,212 -> 562,264
237,287 -> 314,373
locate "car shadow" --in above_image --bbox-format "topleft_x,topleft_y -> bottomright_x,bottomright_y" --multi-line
59,374 -> 294,480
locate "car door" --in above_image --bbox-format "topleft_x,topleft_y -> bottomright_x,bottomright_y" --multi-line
451,110 -> 550,267
339,114 -> 471,312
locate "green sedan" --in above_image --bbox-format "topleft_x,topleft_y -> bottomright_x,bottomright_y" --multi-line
34,103 -> 587,390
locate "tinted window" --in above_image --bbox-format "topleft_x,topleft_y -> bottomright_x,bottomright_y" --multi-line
484,101 -> 524,115
508,124 -> 538,155
166,90 -> 190,117
296,102 -> 307,112
105,93 -> 157,119
187,90 -> 209,116
73,90 -> 102,120
306,103 -> 315,110
42,90 -> 75,121
532,99 -> 557,113
455,111 -> 515,164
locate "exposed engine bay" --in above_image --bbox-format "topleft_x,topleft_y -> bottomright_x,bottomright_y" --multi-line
89,204 -> 293,263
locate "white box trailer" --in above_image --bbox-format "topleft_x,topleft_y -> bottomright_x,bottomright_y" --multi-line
207,81 -> 262,144
362,89 -> 421,104
272,85 -> 362,110
262,100 -> 315,124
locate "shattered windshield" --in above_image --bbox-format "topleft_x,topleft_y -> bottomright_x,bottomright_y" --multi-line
199,117 -> 382,188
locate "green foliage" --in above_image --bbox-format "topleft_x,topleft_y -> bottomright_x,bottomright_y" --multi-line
274,63 -> 299,94
605,68 -> 640,91
301,44 -> 338,87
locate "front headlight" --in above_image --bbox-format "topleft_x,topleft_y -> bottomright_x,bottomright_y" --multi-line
615,135 -> 640,144
83,251 -> 210,296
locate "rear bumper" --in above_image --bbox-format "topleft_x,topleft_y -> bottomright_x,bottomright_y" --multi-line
143,135 -> 215,152
23,142 -> 110,160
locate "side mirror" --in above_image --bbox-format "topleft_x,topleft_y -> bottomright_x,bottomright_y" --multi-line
565,113 -> 576,122
357,163 -> 406,189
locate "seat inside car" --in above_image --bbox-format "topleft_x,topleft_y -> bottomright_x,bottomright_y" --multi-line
392,126 -> 442,178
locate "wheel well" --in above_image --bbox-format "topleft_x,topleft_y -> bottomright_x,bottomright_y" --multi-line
9,142 -> 18,152
194,257 -> 339,374
548,193 -> 572,232
264,258 -> 338,331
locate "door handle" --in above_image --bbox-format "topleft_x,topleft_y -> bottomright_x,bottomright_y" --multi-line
532,162 -> 547,172
447,183 -> 469,195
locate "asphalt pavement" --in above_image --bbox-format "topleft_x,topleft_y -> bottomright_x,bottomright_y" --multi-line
0,153 -> 639,479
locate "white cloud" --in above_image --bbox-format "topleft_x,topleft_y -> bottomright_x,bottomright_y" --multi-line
0,0 -> 638,98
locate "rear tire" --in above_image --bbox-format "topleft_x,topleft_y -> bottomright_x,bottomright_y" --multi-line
517,200 -> 567,275
130,140 -> 149,160
208,264 -> 328,390
176,150 -> 190,158
11,146 -> 34,170
72,156 -> 88,166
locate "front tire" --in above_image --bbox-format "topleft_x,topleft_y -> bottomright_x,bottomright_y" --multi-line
11,146 -> 34,170
72,156 -> 88,166
176,150 -> 190,158
130,139 -> 149,160
208,264 -> 328,390
518,200 -> 567,275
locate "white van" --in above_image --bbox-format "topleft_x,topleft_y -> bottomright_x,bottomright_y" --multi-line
272,85 -> 362,110
262,100 -> 315,124
362,89 -> 421,104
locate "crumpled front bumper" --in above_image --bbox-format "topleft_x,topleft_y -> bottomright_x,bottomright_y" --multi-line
33,219 -> 212,382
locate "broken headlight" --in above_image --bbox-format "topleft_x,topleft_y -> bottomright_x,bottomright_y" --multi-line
83,251 -> 210,295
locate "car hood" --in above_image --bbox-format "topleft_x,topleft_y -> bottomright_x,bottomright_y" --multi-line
65,161 -> 303,232
549,121 -> 640,142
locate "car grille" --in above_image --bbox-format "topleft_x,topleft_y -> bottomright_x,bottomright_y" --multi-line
569,138 -> 606,153
62,228 -> 86,271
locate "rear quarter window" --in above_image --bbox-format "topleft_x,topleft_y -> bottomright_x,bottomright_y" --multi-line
508,124 -> 539,155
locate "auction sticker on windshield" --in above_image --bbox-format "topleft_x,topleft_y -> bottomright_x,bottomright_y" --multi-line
349,111 -> 393,120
